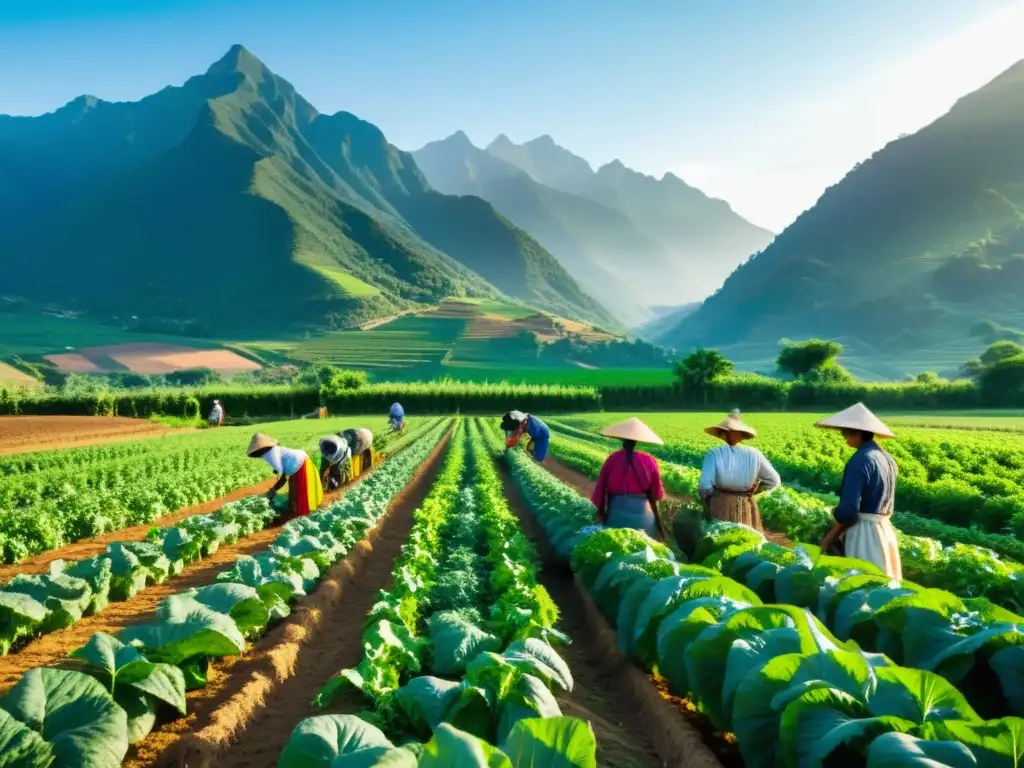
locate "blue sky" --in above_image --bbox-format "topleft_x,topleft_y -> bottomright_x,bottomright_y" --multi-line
2,0 -> 1022,230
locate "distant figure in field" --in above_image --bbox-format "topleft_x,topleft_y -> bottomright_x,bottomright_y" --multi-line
319,433 -> 351,492
389,402 -> 405,433
502,411 -> 550,463
342,427 -> 374,477
247,434 -> 323,519
697,410 -> 781,531
817,403 -> 902,579
590,418 -> 668,540
208,400 -> 224,427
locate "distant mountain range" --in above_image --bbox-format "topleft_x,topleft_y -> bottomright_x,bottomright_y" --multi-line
413,133 -> 774,325
659,59 -> 1024,362
0,45 -> 616,335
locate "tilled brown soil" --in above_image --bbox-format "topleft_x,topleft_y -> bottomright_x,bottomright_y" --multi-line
0,415 -> 173,456
498,462 -> 678,768
125,433 -> 452,768
510,457 -> 742,767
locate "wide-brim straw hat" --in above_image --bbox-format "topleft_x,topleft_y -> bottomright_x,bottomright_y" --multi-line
247,433 -> 278,456
815,403 -> 895,439
601,417 -> 663,445
705,409 -> 757,440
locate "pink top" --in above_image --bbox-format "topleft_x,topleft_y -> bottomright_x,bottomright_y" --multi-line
591,450 -> 664,506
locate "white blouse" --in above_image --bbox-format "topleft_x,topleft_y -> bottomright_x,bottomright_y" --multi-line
698,444 -> 781,494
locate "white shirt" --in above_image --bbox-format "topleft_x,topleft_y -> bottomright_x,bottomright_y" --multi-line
261,446 -> 308,477
209,404 -> 223,422
698,444 -> 781,494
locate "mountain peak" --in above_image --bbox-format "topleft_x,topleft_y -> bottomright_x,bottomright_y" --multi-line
526,134 -> 557,147
487,133 -> 514,150
443,130 -> 475,148
206,43 -> 267,79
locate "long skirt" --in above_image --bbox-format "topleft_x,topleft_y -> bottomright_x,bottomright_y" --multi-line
845,513 -> 902,579
606,494 -> 657,537
708,491 -> 762,531
287,457 -> 324,518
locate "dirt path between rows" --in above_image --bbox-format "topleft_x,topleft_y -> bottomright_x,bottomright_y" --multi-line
128,433 -> 452,768
0,416 -> 175,456
495,461 -> 667,768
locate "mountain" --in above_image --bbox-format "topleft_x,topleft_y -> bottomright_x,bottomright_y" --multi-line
659,59 -> 1024,361
485,135 -> 775,302
413,132 -> 666,324
0,45 -> 616,334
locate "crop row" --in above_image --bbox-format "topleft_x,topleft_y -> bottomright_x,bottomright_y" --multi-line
0,415 -> 406,564
501,423 -> 1024,767
553,413 -> 1024,537
0,421 -> 450,767
545,425 -> 1024,613
284,419 -> 597,766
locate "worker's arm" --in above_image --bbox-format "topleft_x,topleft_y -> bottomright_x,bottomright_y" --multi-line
651,499 -> 668,541
266,474 -> 287,500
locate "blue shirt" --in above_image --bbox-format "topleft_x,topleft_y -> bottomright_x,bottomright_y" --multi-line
525,415 -> 549,441
833,441 -> 898,526
390,403 -> 404,419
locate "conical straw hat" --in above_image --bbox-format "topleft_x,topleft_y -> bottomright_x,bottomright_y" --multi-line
815,403 -> 895,439
704,409 -> 757,440
601,417 -> 663,445
247,433 -> 278,456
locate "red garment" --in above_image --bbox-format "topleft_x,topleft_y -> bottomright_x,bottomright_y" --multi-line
289,460 -> 312,517
591,450 -> 664,507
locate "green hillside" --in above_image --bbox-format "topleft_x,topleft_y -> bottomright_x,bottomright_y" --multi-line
485,134 -> 775,303
413,133 -> 662,324
661,59 -> 1024,364
0,45 -> 615,335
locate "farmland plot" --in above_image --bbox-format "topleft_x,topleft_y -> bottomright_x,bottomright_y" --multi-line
495,418 -> 1024,767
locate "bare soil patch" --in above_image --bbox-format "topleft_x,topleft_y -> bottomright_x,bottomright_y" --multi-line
45,343 -> 260,376
0,415 -> 171,456
126,433 -> 452,768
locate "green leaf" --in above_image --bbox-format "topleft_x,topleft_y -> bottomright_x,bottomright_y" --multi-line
118,599 -> 245,667
420,723 -> 512,768
181,584 -> 271,640
331,746 -> 419,767
989,645 -> 1024,718
865,732 -> 978,767
278,714 -> 394,768
0,591 -> 47,655
501,639 -> 574,694
113,687 -> 157,744
0,668 -> 128,768
501,716 -> 598,768
780,686 -> 916,767
655,597 -> 741,696
70,632 -> 186,715
62,557 -> 112,616
0,707 -> 54,766
496,674 -> 562,746
395,676 -> 461,740
5,570 -> 92,633
430,612 -> 500,677
869,665 -> 980,724
919,717 -> 1024,767
732,650 -> 877,768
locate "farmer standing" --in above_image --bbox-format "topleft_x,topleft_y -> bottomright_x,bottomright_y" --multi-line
590,418 -> 668,540
247,434 -> 323,519
816,403 -> 902,579
208,400 -> 224,427
318,433 -> 351,492
502,410 -> 551,463
697,409 -> 781,531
